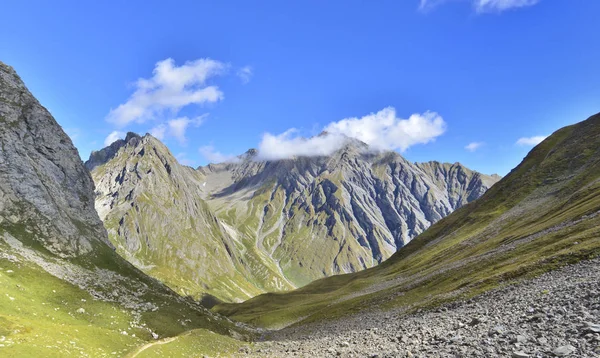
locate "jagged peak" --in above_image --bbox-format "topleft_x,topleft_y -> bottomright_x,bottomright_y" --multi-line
85,132 -> 177,171
244,148 -> 258,157
125,131 -> 142,143
0,61 -> 17,76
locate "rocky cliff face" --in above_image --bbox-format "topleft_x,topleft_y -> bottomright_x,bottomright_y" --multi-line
201,138 -> 500,287
0,61 -> 245,356
89,132 -> 500,302
0,62 -> 111,256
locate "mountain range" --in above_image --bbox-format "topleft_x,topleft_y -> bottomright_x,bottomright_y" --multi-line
85,130 -> 499,303
2,59 -> 599,357
216,111 -> 600,330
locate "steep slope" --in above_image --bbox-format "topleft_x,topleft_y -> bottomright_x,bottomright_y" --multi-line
87,134 -> 292,303
0,62 -> 248,357
215,111 -> 600,329
90,134 -> 497,303
200,140 -> 500,287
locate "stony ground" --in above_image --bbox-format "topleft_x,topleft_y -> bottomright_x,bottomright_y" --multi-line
241,258 -> 600,357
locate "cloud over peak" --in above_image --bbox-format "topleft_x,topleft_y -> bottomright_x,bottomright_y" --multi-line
325,108 -> 446,152
257,130 -> 350,161
257,107 -> 446,161
106,58 -> 225,127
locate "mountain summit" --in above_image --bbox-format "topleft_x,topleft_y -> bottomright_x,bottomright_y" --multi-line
88,131 -> 500,302
216,111 -> 600,331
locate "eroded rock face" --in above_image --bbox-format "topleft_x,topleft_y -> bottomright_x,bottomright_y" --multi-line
88,134 -> 277,302
0,61 -> 111,256
198,139 -> 501,286
85,132 -> 141,171
89,130 -> 500,301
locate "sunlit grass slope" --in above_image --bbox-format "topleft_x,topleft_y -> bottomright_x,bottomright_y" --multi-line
0,225 -> 251,357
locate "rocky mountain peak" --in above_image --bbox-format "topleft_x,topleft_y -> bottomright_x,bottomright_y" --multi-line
85,131 -> 144,171
244,148 -> 258,157
125,131 -> 142,143
0,61 -> 112,256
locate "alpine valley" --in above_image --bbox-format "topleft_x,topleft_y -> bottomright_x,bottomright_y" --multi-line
1,58 -> 599,358
86,130 -> 499,303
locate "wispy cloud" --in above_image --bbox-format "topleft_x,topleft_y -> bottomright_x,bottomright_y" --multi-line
257,107 -> 446,160
237,66 -> 253,84
104,131 -> 126,146
516,135 -> 547,146
106,58 -> 225,127
199,145 -> 238,164
419,0 -> 540,13
149,115 -> 206,145
465,141 -> 485,152
149,124 -> 167,140
176,152 -> 196,167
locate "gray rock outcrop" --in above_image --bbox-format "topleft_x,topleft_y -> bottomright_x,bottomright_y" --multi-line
0,62 -> 111,256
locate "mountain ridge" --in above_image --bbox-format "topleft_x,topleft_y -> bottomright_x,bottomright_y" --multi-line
214,111 -> 600,330
0,60 -> 249,357
88,130 -> 500,302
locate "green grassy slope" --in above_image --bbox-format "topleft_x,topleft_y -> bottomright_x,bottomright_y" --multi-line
0,225 -> 252,357
214,112 -> 600,329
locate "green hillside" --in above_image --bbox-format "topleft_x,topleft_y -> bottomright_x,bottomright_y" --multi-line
214,112 -> 600,329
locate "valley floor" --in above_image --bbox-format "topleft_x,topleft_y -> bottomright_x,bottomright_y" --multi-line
232,258 -> 600,357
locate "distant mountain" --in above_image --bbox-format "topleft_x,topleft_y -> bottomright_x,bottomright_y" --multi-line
0,61 -> 245,357
215,111 -> 600,329
87,133 -> 283,303
88,132 -> 499,302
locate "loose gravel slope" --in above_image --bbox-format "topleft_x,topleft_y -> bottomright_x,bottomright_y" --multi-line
249,258 -> 600,357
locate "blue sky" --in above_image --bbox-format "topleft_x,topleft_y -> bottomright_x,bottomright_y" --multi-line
1,0 -> 599,175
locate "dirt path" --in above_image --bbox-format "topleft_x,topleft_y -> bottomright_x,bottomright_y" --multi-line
125,333 -> 189,358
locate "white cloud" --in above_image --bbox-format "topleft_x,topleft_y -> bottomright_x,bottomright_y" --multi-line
474,0 -> 540,12
237,66 -> 253,84
168,116 -> 205,144
465,142 -> 484,152
258,130 -> 350,161
149,115 -> 206,145
106,58 -> 225,127
176,152 -> 196,167
104,131 -> 126,146
325,108 -> 446,152
149,124 -> 167,140
419,0 -> 540,13
257,107 -> 446,160
199,145 -> 238,164
516,135 -> 547,146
